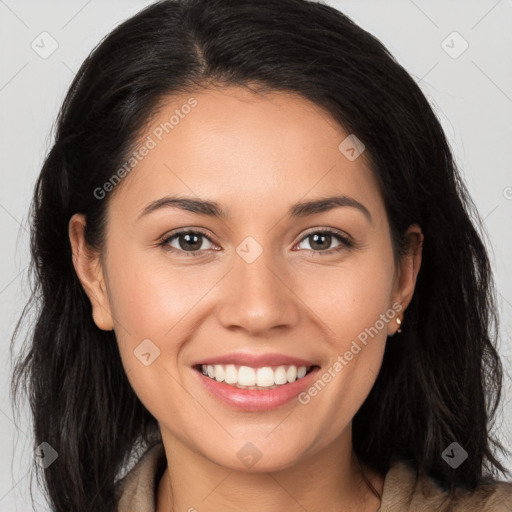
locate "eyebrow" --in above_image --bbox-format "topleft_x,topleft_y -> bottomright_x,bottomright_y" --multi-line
138,194 -> 373,224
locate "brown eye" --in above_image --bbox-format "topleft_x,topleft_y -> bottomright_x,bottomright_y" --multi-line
296,230 -> 353,254
159,230 -> 216,257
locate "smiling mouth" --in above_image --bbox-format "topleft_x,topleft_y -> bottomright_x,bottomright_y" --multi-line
193,363 -> 319,390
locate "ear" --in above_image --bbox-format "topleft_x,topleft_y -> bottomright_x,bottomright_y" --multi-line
387,224 -> 423,336
68,213 -> 114,331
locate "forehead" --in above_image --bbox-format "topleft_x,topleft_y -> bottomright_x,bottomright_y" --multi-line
108,86 -> 385,225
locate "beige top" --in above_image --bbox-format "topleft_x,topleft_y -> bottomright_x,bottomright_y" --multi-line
115,442 -> 512,511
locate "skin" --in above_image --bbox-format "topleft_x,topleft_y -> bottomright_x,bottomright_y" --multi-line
69,86 -> 423,512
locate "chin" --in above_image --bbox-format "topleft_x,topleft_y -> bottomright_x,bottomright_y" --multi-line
200,438 -> 309,473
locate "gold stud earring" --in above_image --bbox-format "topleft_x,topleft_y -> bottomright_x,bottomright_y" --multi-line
396,316 -> 402,334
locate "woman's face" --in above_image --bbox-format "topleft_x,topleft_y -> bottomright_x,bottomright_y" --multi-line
71,86 -> 422,472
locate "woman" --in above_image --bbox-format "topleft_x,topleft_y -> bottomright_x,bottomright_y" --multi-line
10,0 -> 512,510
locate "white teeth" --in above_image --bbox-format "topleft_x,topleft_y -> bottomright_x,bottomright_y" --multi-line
214,364 -> 225,382
274,366 -> 288,385
200,363 -> 310,388
225,364 -> 237,384
238,366 -> 256,386
256,367 -> 274,387
286,366 -> 297,383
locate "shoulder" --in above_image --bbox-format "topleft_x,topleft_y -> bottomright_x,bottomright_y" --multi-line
114,442 -> 167,512
381,460 -> 512,511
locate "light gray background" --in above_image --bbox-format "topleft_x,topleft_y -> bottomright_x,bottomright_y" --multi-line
1,0 -> 511,510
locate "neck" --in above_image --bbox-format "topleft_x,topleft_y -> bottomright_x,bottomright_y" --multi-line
156,426 -> 383,512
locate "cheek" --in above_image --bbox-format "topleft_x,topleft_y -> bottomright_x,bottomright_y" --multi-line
293,258 -> 394,441
105,253 -> 200,419
106,248 -> 218,341
299,247 -> 396,344
104,249 -> 225,409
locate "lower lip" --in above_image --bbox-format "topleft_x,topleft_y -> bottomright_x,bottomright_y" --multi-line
194,367 -> 320,412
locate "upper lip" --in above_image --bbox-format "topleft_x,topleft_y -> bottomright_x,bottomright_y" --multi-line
192,352 -> 319,368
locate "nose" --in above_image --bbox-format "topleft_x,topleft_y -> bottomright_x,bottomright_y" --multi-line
216,248 -> 300,335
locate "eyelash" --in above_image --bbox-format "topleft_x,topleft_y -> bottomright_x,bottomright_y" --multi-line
157,228 -> 354,258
